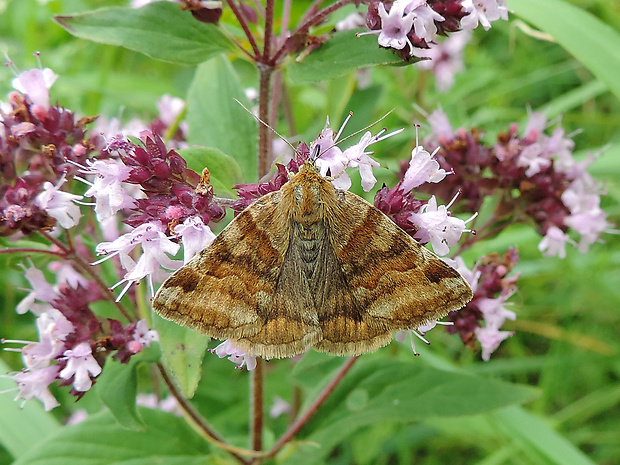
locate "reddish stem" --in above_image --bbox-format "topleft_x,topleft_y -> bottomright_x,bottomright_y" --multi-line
37,230 -> 134,322
157,363 -> 250,464
263,0 -> 275,62
257,66 -> 274,177
264,356 -> 360,460
271,0 -> 354,63
0,247 -> 65,258
250,358 -> 264,452
225,0 -> 261,58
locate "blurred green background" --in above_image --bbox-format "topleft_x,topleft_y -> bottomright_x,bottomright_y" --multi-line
1,1 -> 619,464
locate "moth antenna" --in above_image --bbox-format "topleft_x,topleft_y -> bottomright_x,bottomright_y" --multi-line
334,109 -> 395,146
233,98 -> 297,153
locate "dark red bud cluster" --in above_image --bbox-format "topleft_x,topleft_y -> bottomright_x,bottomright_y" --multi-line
0,94 -> 100,236
106,133 -> 226,233
374,183 -> 426,235
232,144 -> 309,212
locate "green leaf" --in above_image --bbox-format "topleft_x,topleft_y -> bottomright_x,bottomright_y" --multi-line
95,346 -> 161,431
14,408 -> 212,465
152,312 -> 208,399
186,57 -> 258,182
287,29 -> 405,84
179,147 -> 244,197
54,2 -> 234,65
510,0 -> 620,101
96,357 -> 144,431
491,406 -> 596,465
286,359 -> 539,465
0,359 -> 61,460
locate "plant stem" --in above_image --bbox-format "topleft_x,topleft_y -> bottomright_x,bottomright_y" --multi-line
37,230 -> 134,322
257,66 -> 274,178
264,355 -> 360,460
250,358 -> 264,452
157,363 -> 253,464
225,0 -> 261,58
263,0 -> 275,62
0,247 -> 66,258
271,0 -> 354,63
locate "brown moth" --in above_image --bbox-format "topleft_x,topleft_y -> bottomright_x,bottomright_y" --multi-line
152,159 -> 473,359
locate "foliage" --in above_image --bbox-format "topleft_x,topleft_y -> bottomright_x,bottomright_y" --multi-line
0,1 -> 619,465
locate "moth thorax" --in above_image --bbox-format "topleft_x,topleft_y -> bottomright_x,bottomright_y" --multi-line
291,181 -> 323,223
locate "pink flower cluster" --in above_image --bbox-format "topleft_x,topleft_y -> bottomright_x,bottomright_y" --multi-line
89,132 -> 226,298
0,67 -> 205,407
0,67 -> 102,236
444,249 -> 518,360
364,0 -> 507,60
418,109 -> 614,258
5,265 -> 157,410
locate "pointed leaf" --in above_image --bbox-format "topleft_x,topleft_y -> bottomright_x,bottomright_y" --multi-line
14,408 -> 212,465
492,406 -> 596,465
152,312 -> 208,398
54,2 -> 234,65
287,359 -> 539,465
95,346 -> 160,431
0,359 -> 60,460
179,147 -> 243,197
287,29 -> 405,84
186,57 -> 258,181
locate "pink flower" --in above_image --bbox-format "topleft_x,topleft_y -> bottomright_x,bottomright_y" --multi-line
81,159 -> 135,221
377,1 -> 417,51
313,120 -> 351,190
213,340 -> 257,370
409,196 -> 470,256
544,127 -> 576,171
475,326 -> 513,361
156,94 -> 185,128
49,262 -> 91,289
132,319 -> 159,347
22,309 -> 74,369
119,229 -> 181,298
415,30 -> 471,92
13,364 -> 61,411
269,396 -> 292,418
461,0 -> 509,31
16,265 -> 56,315
517,143 -> 551,177
59,342 -> 102,392
174,216 -> 216,263
400,146 -> 448,193
96,222 -> 181,298
426,108 -> 454,140
538,226 -> 572,258
94,115 -> 149,139
343,131 -> 381,192
335,12 -> 366,31
561,177 -> 614,253
409,1 -> 444,43
11,68 -> 57,108
312,117 -> 400,192
35,178 -> 83,229
477,295 -> 516,329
